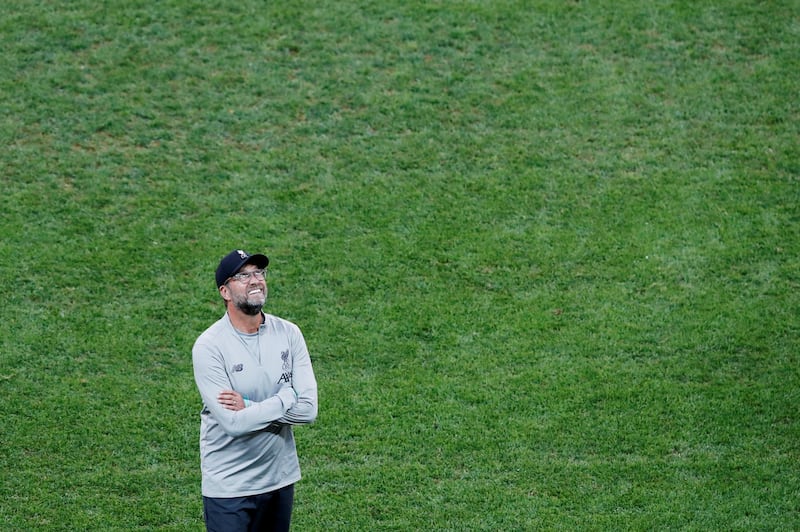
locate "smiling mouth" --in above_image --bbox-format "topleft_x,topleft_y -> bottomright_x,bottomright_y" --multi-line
248,289 -> 263,295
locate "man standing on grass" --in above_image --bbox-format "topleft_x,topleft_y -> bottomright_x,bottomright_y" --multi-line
192,249 -> 318,532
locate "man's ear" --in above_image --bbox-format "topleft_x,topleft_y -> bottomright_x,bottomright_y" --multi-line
219,284 -> 231,302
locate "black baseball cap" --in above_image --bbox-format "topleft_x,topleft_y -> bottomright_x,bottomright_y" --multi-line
215,249 -> 269,288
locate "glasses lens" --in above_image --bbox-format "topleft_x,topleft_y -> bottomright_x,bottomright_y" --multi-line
232,269 -> 266,282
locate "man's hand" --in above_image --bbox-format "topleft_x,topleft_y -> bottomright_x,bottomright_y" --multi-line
218,390 -> 245,411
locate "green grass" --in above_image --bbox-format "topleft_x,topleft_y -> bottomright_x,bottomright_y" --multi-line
1,0 -> 798,530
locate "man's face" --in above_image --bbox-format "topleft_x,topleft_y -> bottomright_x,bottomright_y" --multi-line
221,264 -> 267,315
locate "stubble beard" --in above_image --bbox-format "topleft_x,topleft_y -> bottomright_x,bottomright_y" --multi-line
234,288 -> 266,316
236,300 -> 263,316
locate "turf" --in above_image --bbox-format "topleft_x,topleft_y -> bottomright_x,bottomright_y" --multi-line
1,0 -> 798,530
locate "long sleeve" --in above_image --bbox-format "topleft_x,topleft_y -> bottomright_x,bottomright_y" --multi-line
278,325 -> 318,425
193,340 -> 297,437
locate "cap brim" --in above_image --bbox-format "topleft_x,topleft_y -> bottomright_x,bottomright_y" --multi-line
244,253 -> 269,269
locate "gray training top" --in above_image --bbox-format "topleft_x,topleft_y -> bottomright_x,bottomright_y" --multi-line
192,312 -> 318,498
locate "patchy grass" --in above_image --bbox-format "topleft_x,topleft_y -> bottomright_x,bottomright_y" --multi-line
1,0 -> 798,529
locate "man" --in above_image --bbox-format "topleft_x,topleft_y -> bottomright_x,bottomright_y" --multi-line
192,249 -> 318,532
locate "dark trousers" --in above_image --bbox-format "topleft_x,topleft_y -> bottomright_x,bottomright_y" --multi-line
203,484 -> 295,532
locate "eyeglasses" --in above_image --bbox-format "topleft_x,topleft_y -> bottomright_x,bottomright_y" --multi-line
228,269 -> 268,283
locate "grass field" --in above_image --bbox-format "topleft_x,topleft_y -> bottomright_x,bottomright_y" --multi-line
1,1 -> 798,530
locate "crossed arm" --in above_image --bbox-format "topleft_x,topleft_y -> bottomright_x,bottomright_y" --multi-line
194,332 -> 318,437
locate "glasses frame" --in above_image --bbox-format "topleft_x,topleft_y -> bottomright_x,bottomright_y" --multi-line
226,268 -> 268,284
